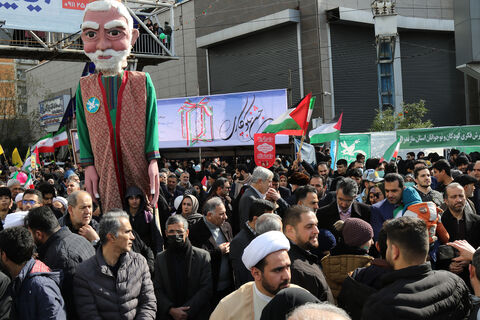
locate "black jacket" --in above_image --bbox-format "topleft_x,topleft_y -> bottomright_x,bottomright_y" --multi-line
58,213 -> 99,235
188,218 -> 233,291
288,241 -> 334,303
230,223 -> 255,288
441,208 -> 480,248
362,263 -> 471,320
37,226 -> 95,319
317,201 -> 371,240
154,246 -> 212,320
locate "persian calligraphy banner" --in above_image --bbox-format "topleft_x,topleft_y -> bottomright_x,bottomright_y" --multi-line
157,89 -> 289,148
0,0 -> 91,33
254,134 -> 275,168
397,125 -> 480,149
39,95 -> 69,132
337,134 -> 371,164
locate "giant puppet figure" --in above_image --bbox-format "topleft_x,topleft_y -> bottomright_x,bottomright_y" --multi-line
76,0 -> 160,211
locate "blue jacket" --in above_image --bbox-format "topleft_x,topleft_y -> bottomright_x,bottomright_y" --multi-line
370,199 -> 396,240
10,258 -> 66,320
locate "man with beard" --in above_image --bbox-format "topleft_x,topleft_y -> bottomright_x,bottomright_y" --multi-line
283,205 -> 334,302
154,215 -> 212,320
76,0 -> 160,212
441,183 -> 480,280
413,166 -> 443,207
362,217 -> 471,319
211,231 -> 294,320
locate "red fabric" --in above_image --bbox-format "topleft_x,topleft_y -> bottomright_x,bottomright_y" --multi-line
80,72 -> 150,211
289,93 -> 312,131
30,260 -> 51,274
333,113 -> 343,131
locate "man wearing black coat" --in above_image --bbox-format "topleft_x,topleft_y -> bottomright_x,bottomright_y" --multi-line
230,199 -> 275,288
154,215 -> 212,320
25,206 -> 95,319
362,216 -> 471,320
317,178 -> 371,241
188,197 -> 233,306
283,205 -> 334,303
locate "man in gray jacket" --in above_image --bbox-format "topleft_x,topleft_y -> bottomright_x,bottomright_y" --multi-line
74,210 -> 156,319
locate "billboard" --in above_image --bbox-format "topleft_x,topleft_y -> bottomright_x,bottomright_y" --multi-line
39,95 -> 69,132
157,89 -> 289,148
0,0 -> 90,33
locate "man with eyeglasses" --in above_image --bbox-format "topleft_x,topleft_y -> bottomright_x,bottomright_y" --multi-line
317,178 -> 371,241
154,214 -> 212,320
22,189 -> 43,211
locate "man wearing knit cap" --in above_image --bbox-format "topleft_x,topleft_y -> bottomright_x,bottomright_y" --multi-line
211,231 -> 294,320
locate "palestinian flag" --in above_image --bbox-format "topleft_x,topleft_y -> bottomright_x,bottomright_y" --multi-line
263,93 -> 313,136
380,138 -> 401,162
309,113 -> 343,144
53,127 -> 69,148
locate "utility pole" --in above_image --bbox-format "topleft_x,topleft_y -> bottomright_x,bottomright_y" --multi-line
372,0 -> 401,119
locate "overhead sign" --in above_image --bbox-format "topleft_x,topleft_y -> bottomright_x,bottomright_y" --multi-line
254,133 -> 275,168
0,0 -> 90,33
157,89 -> 289,148
39,95 -> 69,132
397,125 -> 480,149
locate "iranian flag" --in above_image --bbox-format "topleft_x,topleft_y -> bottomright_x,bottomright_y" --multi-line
24,173 -> 34,189
53,127 -> 69,148
263,93 -> 313,136
33,133 -> 54,153
380,138 -> 401,162
22,147 -> 40,173
308,113 -> 343,144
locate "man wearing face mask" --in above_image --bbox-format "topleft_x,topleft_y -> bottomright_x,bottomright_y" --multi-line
154,215 -> 212,320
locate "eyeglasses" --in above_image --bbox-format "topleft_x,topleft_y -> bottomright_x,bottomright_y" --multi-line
22,200 -> 37,205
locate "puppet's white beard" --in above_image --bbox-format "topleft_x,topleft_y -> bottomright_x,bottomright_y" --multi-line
85,48 -> 130,74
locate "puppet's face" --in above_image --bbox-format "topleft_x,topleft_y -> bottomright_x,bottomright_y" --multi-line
81,6 -> 139,75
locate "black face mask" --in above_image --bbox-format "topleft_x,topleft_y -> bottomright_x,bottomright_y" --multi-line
167,234 -> 186,251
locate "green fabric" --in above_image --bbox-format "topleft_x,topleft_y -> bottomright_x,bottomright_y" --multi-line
75,72 -> 160,166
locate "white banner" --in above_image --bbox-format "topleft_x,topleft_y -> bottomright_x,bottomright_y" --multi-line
370,131 -> 396,158
0,0 -> 88,33
39,94 -> 69,132
157,89 -> 289,148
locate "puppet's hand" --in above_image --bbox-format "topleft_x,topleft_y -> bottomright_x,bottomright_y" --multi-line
148,160 -> 159,207
85,165 -> 100,201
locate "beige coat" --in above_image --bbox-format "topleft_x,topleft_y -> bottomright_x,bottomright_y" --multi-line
321,254 -> 374,299
210,282 -> 301,320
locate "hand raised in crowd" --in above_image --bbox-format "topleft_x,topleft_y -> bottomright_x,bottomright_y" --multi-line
219,242 -> 230,254
79,225 -> 100,242
448,240 -> 475,262
265,187 -> 280,202
169,306 -> 190,320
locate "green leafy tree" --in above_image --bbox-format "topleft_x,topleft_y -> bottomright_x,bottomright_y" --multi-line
370,100 -> 434,132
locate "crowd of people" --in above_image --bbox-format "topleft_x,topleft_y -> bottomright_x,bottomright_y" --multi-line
0,148 -> 479,319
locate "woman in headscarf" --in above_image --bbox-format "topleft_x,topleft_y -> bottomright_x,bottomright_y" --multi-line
179,194 -> 203,225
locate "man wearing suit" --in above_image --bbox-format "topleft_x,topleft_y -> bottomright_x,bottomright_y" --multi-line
154,215 -> 212,320
238,167 -> 277,226
370,173 -> 405,239
189,197 -> 233,307
317,178 -> 371,240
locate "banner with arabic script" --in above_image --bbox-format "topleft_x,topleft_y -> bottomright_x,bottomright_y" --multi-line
157,89 -> 289,148
397,125 -> 480,149
0,0 -> 90,33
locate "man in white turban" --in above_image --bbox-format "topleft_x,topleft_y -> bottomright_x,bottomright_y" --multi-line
211,231 -> 297,320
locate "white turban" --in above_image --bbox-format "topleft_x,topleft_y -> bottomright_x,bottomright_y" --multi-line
4,211 -> 28,229
242,231 -> 290,270
15,193 -> 24,203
